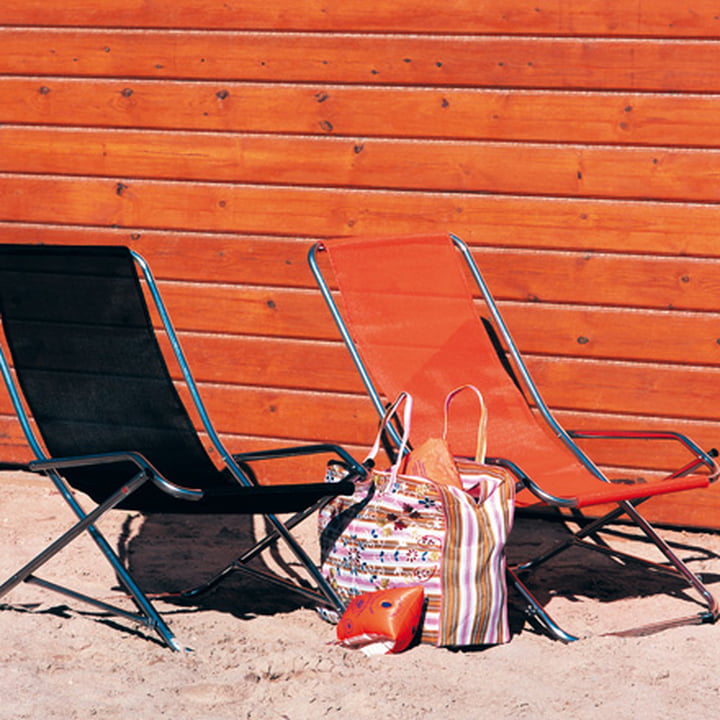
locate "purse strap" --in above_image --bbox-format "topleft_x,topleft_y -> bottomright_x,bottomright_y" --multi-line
365,392 -> 413,480
442,384 -> 487,462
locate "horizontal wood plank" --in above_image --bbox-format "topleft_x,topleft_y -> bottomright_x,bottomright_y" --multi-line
5,126 -> 720,203
149,283 -> 720,364
3,226 -> 720,293
161,324 -> 720,400
158,333 -> 362,393
2,0 -> 720,37
528,355 -> 720,421
3,176 -> 720,257
0,225 -> 316,286
474,250 -> 720,312
4,30 -> 720,92
0,232 -> 717,369
4,78 -> 720,146
503,304 -> 720,366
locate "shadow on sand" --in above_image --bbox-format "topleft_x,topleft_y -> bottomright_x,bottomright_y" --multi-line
120,509 -> 720,642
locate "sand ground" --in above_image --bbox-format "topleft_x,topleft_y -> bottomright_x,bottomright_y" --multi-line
2,470 -> 719,720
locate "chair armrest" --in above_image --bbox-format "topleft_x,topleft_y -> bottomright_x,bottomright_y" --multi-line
232,443 -> 367,481
566,430 -> 720,481
29,451 -> 206,501
485,456 -> 579,507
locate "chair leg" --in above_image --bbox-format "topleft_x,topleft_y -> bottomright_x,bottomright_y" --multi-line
507,568 -> 579,643
0,472 -> 183,652
515,504 -> 628,573
569,501 -> 718,622
621,501 -> 719,621
510,502 -> 719,641
179,503 -> 346,615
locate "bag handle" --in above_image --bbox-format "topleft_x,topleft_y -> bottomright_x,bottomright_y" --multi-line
442,384 -> 487,462
365,392 -> 413,480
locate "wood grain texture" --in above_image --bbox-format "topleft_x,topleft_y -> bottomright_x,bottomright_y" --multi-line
4,29 -> 720,92
3,78 -> 720,147
2,0 -> 720,37
4,176 -> 720,256
5,126 -> 720,202
2,2 -> 720,527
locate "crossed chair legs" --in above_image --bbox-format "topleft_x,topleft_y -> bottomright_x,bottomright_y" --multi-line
0,468 -> 348,652
507,500 -> 719,643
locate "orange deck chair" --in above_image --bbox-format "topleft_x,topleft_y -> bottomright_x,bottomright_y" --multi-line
309,233 -> 720,641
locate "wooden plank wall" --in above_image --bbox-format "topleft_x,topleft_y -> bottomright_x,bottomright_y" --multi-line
2,1 -> 720,527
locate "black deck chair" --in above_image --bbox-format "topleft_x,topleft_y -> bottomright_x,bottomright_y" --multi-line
0,244 -> 365,651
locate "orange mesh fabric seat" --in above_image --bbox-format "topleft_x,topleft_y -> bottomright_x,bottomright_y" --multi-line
310,232 -> 719,641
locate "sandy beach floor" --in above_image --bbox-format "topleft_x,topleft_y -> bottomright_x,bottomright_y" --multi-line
2,470 -> 719,720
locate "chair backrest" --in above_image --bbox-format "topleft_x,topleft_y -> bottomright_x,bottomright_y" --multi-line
0,244 -> 231,507
315,233 -> 599,503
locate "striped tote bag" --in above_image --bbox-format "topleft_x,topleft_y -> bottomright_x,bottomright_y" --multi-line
319,391 -> 515,647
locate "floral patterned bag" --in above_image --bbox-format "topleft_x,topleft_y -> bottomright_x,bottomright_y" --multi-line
319,390 -> 515,647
